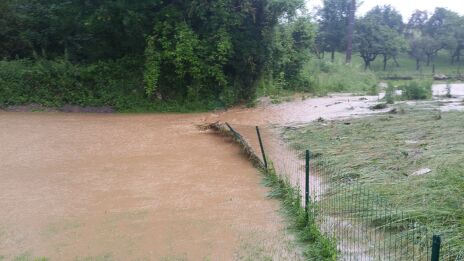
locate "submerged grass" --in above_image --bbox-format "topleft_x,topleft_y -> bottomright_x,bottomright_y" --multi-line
262,165 -> 338,261
281,105 -> 464,256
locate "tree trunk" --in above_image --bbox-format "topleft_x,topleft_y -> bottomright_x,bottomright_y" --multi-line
383,55 -> 388,71
426,55 -> 431,66
364,60 -> 370,70
393,56 -> 400,67
416,59 -> 420,71
345,0 -> 356,64
331,51 -> 335,63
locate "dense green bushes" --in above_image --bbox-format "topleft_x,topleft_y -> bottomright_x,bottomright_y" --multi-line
0,0 -> 381,111
0,57 -> 242,112
0,58 -> 140,108
304,59 -> 378,95
1,0 -> 313,111
399,80 -> 433,100
143,0 -> 308,107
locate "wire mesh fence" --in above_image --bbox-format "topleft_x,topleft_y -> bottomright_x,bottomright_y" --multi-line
223,122 -> 461,261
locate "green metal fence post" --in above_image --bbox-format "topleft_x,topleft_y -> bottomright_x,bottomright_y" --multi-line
255,126 -> 268,170
431,235 -> 441,261
305,149 -> 310,213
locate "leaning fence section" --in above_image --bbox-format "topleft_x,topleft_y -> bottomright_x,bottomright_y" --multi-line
224,122 -> 458,261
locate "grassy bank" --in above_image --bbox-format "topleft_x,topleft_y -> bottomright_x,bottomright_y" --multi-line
281,105 -> 464,255
257,57 -> 379,100
214,123 -> 337,260
263,166 -> 337,260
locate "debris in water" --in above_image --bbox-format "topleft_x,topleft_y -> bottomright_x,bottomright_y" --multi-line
196,121 -> 220,131
411,168 -> 432,176
370,103 -> 388,110
433,74 -> 448,81
284,126 -> 297,130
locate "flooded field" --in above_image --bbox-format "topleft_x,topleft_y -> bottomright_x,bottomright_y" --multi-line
207,93 -> 388,126
1,84 -> 462,260
0,113 -> 300,260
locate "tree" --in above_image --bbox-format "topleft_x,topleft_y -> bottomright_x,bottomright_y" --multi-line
405,8 -> 462,69
271,17 -> 315,90
450,17 -> 464,64
317,0 -> 350,62
1,0 -> 313,108
345,0 -> 356,63
355,16 -> 382,70
423,8 -> 459,65
405,10 -> 428,36
406,10 -> 428,70
355,6 -> 406,70
369,5 -> 405,70
143,0 -> 306,105
0,0 -> 29,59
2,0 -> 160,61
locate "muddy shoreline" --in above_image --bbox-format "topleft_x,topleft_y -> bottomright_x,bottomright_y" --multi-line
1,104 -> 115,113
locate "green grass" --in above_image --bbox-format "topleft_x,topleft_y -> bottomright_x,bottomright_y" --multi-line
263,166 -> 338,260
326,51 -> 464,80
265,51 -> 461,101
281,105 -> 464,256
304,58 -> 379,95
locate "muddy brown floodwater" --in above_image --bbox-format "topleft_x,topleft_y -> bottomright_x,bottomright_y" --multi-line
0,112 -> 301,260
1,89 -> 461,260
0,94 -> 398,261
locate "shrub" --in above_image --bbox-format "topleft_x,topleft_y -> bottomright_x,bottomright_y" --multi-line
384,83 -> 395,104
0,57 -> 233,112
0,57 -> 148,110
399,80 -> 432,100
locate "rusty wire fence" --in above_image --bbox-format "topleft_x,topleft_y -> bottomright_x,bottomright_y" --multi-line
225,123 -> 461,261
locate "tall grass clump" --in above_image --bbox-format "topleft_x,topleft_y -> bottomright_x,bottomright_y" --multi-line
384,83 -> 396,104
304,59 -> 378,95
399,80 -> 432,100
263,165 -> 338,260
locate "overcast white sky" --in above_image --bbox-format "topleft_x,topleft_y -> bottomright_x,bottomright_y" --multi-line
306,0 -> 464,20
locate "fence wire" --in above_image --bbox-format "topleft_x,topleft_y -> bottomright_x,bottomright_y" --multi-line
225,123 -> 460,261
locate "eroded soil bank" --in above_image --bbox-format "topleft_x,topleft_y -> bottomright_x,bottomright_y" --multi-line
0,113 -> 300,260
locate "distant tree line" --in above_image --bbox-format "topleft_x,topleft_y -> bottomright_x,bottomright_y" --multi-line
315,0 -> 464,70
